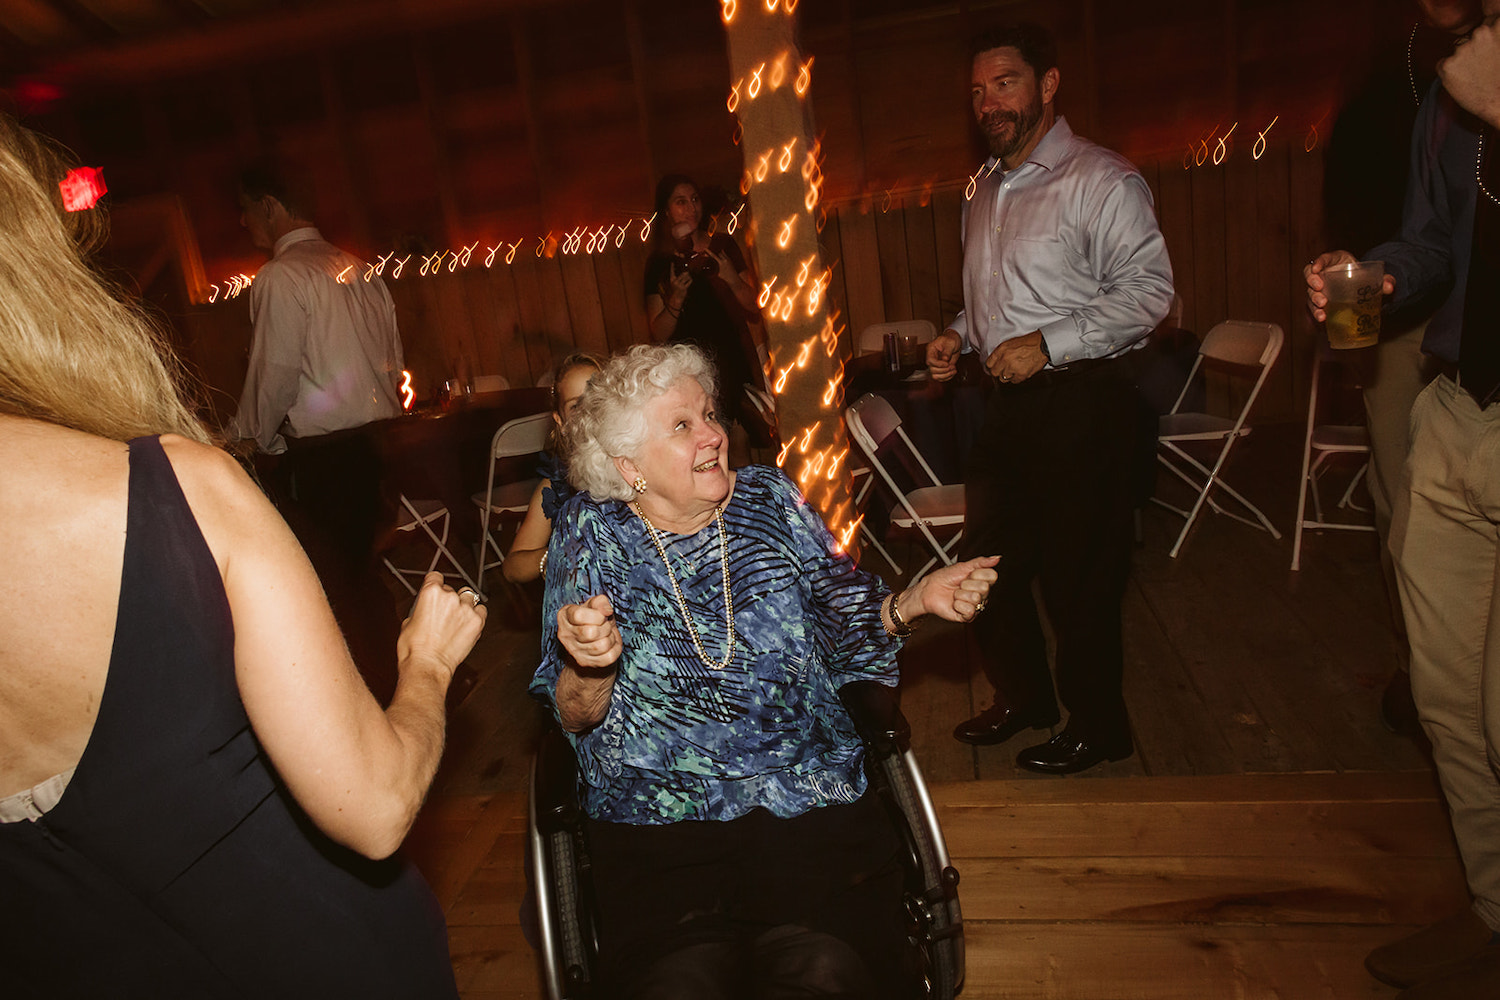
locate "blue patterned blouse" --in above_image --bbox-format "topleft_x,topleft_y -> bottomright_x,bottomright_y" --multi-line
530,465 -> 901,825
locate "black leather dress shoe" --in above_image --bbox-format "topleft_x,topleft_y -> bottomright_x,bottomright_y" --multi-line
1016,730 -> 1133,774
953,704 -> 1060,746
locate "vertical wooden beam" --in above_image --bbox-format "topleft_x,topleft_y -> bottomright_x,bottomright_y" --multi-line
1081,0 -> 1099,137
317,52 -> 374,252
229,71 -> 262,162
510,12 -> 553,227
412,38 -> 464,247
1223,0 -> 1239,115
722,2 -> 853,540
839,0 -> 869,201
623,0 -> 659,192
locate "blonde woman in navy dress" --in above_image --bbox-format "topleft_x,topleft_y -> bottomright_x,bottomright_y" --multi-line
0,114 -> 484,998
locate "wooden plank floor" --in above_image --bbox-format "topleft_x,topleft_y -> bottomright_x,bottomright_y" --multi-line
407,772 -> 1464,999
401,421 -> 1460,997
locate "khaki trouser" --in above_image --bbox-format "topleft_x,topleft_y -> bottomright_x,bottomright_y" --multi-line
1363,322 -> 1440,657
1391,374 -> 1500,931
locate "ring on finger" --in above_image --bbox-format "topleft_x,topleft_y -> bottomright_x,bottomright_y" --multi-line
457,587 -> 484,608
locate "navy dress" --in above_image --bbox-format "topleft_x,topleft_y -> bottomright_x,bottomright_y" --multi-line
0,436 -> 456,999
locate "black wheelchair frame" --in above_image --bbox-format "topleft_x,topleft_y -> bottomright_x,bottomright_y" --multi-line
528,680 -> 965,999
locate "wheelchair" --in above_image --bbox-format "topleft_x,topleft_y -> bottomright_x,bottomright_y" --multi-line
528,680 -> 965,999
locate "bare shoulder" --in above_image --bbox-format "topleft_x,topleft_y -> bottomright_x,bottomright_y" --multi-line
158,435 -> 287,569
158,435 -> 265,508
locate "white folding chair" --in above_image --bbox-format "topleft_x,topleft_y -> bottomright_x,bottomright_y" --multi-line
472,412 -> 554,590
845,393 -> 964,578
381,494 -> 480,595
1154,320 -> 1284,558
1290,350 -> 1374,571
856,320 -> 937,356
847,456 -> 903,575
743,384 -> 777,433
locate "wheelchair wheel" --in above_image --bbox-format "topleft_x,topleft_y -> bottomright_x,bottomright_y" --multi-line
529,735 -> 596,999
876,749 -> 965,999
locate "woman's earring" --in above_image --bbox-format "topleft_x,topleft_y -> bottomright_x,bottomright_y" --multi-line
632,477 -> 648,495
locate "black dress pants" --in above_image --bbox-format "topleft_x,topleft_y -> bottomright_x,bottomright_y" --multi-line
959,357 -> 1139,741
266,426 -> 401,704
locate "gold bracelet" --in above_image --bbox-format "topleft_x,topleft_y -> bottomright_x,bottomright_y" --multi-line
884,593 -> 913,637
539,549 -> 548,579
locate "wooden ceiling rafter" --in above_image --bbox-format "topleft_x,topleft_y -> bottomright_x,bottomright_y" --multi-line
3,0 -> 548,89
151,0 -> 213,29
33,0 -> 117,44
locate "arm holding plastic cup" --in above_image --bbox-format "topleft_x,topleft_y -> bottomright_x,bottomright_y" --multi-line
1305,252 -> 1398,322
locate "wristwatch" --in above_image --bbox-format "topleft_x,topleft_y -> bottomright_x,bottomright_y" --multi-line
1037,334 -> 1052,363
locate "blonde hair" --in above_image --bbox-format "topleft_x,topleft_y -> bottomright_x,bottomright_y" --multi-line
549,351 -> 604,415
0,115 -> 211,444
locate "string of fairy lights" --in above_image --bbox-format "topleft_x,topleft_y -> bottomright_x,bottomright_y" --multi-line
206,106 -> 1329,307
196,0 -> 1337,547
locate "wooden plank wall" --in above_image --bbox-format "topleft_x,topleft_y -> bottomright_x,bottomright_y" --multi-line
297,135 -> 1326,423
44,0 -> 1403,423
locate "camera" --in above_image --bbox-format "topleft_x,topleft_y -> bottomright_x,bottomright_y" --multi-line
674,251 -> 717,277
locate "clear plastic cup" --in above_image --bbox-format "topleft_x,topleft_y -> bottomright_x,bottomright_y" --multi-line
1321,261 -> 1384,349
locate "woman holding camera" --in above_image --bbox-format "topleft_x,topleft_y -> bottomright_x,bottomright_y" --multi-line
644,174 -> 764,451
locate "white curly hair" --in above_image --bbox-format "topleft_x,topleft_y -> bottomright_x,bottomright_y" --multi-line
566,342 -> 720,502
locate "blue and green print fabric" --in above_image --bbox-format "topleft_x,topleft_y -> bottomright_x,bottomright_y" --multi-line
531,464 -> 901,825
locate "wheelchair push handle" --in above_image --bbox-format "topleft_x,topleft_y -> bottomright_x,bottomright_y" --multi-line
838,679 -> 913,759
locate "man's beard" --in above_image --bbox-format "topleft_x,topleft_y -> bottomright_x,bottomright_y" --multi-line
980,96 -> 1043,161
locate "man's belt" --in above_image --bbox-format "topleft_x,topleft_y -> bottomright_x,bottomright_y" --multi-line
992,352 -> 1130,390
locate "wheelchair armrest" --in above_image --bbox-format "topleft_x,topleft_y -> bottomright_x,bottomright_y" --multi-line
838,679 -> 911,760
534,725 -> 583,833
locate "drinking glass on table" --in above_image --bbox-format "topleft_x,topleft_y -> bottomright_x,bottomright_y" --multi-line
897,331 -> 923,368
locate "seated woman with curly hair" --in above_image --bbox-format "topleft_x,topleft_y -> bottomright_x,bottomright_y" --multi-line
531,342 -> 997,999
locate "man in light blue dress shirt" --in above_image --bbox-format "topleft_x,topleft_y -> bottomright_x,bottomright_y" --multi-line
930,23 -> 1173,774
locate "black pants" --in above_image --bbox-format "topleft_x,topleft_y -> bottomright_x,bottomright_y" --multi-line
264,426 -> 401,704
959,358 -> 1140,740
586,793 -> 918,1000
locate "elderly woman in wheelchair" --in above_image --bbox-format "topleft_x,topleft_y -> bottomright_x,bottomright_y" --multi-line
530,344 -> 996,999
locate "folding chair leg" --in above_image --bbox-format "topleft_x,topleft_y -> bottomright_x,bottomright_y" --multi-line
476,511 -> 508,595
858,522 -> 904,575
912,531 -> 963,580
382,557 -> 420,595
1291,465 -> 1312,573
410,505 -> 479,593
1337,461 -> 1371,512
1207,476 -> 1281,539
1159,444 -> 1280,558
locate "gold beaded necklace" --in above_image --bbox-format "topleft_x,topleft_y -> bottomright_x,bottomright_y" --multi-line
631,501 -> 735,670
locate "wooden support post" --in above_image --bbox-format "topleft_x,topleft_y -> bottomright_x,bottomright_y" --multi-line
721,1 -> 857,551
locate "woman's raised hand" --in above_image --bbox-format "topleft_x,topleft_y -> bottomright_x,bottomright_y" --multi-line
667,264 -> 693,303
558,594 -> 622,670
396,572 -> 487,682
912,555 -> 1000,623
